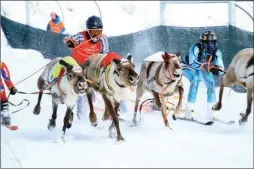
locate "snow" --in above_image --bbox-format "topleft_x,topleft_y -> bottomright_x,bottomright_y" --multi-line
1,33 -> 253,168
1,1 -> 253,168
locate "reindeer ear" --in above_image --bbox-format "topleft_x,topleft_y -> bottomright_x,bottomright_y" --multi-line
81,60 -> 90,70
112,58 -> 121,65
59,59 -> 73,71
127,53 -> 133,63
176,52 -> 181,57
162,52 -> 169,61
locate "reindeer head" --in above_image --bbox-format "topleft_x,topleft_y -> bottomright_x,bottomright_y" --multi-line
59,60 -> 88,96
161,52 -> 182,82
112,54 -> 139,90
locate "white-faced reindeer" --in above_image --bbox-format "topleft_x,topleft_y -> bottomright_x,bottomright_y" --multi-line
33,57 -> 89,141
133,52 -> 184,128
83,52 -> 139,141
212,48 -> 254,124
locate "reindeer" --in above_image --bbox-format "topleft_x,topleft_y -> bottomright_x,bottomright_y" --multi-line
212,48 -> 254,125
132,52 -> 184,128
83,52 -> 139,141
33,56 -> 89,141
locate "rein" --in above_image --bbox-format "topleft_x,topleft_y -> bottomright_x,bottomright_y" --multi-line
56,68 -> 66,96
113,70 -> 126,88
148,61 -> 176,87
155,63 -> 164,86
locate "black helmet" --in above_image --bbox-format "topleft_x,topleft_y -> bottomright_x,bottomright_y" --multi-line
86,15 -> 103,29
199,30 -> 217,43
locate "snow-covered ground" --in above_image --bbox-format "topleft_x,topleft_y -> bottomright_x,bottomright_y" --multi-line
1,26 -> 253,168
1,1 -> 253,168
1,1 -> 253,35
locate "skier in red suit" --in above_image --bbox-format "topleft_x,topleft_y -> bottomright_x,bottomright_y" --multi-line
1,61 -> 18,129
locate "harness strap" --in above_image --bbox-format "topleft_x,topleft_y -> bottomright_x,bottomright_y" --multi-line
246,56 -> 254,69
232,61 -> 254,79
248,72 -> 254,77
155,63 -> 164,87
147,61 -> 154,79
105,64 -> 113,91
147,62 -> 163,87
113,70 -> 126,88
57,68 -> 66,96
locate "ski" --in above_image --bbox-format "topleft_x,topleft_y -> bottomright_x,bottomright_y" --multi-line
211,118 -> 235,125
174,117 -> 214,126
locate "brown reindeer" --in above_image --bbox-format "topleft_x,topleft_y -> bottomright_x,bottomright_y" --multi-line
33,56 -> 89,141
83,52 -> 139,141
212,48 -> 254,125
132,52 -> 184,128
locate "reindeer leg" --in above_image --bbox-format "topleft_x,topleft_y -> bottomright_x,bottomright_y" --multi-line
114,102 -> 121,119
173,85 -> 184,120
108,101 -> 121,137
133,85 -> 144,124
152,91 -> 169,127
239,89 -> 253,125
103,106 -> 110,121
87,89 -> 97,126
102,94 -> 124,141
104,102 -> 120,121
33,91 -> 43,115
61,107 -> 74,142
213,68 -> 237,111
48,100 -> 58,130
212,76 -> 225,111
133,98 -> 141,124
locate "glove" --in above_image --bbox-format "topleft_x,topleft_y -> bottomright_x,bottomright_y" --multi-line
210,65 -> 222,76
9,86 -> 17,95
64,38 -> 76,49
66,40 -> 75,48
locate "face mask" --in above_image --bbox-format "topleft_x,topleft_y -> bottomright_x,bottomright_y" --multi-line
203,41 -> 216,55
87,29 -> 102,43
91,37 -> 99,42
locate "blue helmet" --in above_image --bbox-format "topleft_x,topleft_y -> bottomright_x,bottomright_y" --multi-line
199,31 -> 218,55
199,30 -> 217,43
86,15 -> 103,29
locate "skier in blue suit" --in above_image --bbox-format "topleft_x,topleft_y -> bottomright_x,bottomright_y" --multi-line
181,30 -> 225,120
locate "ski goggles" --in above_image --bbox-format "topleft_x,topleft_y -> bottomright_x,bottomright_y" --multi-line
87,29 -> 103,38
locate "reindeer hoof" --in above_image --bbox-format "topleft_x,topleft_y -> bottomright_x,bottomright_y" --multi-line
47,119 -> 56,130
212,103 -> 222,111
89,112 -> 97,127
33,105 -> 41,115
109,127 -> 117,139
66,123 -> 72,129
117,135 -> 125,141
132,118 -> 138,125
164,120 -> 169,127
172,114 -> 177,120
239,113 -> 247,125
91,122 -> 98,127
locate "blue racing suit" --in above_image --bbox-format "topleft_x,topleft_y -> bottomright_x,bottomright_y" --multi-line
181,43 -> 224,103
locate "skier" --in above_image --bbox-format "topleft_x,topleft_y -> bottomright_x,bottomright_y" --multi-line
64,15 -> 128,119
1,61 -> 18,130
181,30 -> 225,120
